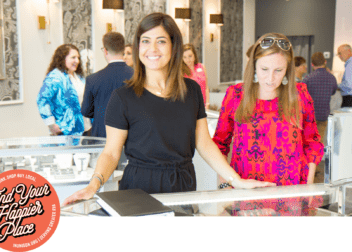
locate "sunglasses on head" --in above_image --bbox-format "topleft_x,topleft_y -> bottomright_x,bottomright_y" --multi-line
259,37 -> 291,51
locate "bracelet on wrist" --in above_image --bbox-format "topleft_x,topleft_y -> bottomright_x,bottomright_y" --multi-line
219,176 -> 235,189
219,182 -> 231,189
93,172 -> 105,184
91,175 -> 103,191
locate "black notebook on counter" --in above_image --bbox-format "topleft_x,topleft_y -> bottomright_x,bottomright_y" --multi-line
95,189 -> 175,217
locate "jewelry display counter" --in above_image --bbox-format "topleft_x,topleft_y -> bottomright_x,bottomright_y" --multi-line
0,136 -> 127,203
60,178 -> 352,217
325,108 -> 352,183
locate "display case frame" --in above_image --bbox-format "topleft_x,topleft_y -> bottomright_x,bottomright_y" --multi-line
60,178 -> 352,217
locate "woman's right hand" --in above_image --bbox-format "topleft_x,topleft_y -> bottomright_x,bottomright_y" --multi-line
61,186 -> 97,206
49,124 -> 62,135
234,178 -> 276,189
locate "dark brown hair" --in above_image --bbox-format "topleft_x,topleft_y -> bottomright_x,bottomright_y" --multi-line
237,32 -> 300,127
182,43 -> 199,77
47,44 -> 83,76
103,32 -> 125,55
126,13 -> 187,101
294,56 -> 306,67
311,52 -> 326,67
125,44 -> 132,49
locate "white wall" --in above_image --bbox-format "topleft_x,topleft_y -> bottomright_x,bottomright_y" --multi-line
168,0 -> 189,44
92,0 -> 116,72
203,0 -> 220,91
332,0 -> 352,83
242,0 -> 255,78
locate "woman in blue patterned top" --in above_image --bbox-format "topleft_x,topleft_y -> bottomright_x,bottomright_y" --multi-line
37,44 -> 91,136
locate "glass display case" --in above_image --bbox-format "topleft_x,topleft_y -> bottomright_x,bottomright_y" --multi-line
325,108 -> 352,183
0,136 -> 127,203
60,178 -> 352,217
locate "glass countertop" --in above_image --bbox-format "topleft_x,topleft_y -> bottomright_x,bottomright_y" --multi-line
152,183 -> 337,216
0,136 -> 106,157
61,183 -> 350,217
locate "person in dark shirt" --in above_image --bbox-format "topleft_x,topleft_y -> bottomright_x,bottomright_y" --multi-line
303,52 -> 337,144
81,32 -> 133,137
63,13 -> 274,206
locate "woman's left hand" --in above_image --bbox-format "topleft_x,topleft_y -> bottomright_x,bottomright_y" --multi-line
49,123 -> 62,136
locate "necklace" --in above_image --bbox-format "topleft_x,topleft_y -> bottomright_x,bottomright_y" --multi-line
146,83 -> 164,95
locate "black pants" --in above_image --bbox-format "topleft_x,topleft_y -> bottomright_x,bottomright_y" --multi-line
119,159 -> 196,194
341,95 -> 352,108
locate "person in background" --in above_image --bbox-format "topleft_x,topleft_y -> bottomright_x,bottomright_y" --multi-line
123,44 -> 133,68
63,13 -> 274,206
37,44 -> 91,136
182,44 -> 210,109
81,32 -> 133,138
213,33 -> 324,215
337,44 -> 352,107
303,52 -> 337,145
294,56 -> 307,82
213,33 -> 324,186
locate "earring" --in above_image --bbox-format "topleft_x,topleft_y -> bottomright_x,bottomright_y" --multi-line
282,76 -> 288,85
253,72 -> 258,83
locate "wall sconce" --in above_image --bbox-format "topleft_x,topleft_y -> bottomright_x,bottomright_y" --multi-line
175,8 -> 191,21
38,16 -> 46,29
103,0 -> 124,12
210,14 -> 223,42
103,0 -> 124,32
210,14 -> 224,26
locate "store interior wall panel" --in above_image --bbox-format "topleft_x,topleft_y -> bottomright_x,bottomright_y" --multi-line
62,0 -> 93,76
0,0 -> 19,104
189,0 -> 203,63
220,0 -> 243,84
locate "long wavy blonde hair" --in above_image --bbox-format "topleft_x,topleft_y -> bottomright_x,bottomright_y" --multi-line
235,32 -> 300,127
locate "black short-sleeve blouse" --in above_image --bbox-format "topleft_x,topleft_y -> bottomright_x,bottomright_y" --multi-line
105,78 -> 207,166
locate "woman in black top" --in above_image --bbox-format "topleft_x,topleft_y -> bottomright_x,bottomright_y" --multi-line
63,13 -> 274,205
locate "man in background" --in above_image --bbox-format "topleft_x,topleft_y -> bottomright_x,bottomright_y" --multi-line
81,32 -> 133,137
303,52 -> 337,144
337,44 -> 352,107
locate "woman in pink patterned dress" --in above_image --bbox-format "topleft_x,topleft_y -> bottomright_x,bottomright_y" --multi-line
213,33 -> 324,215
182,44 -> 210,109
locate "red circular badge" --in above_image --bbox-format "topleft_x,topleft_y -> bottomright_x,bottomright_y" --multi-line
0,170 -> 60,252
